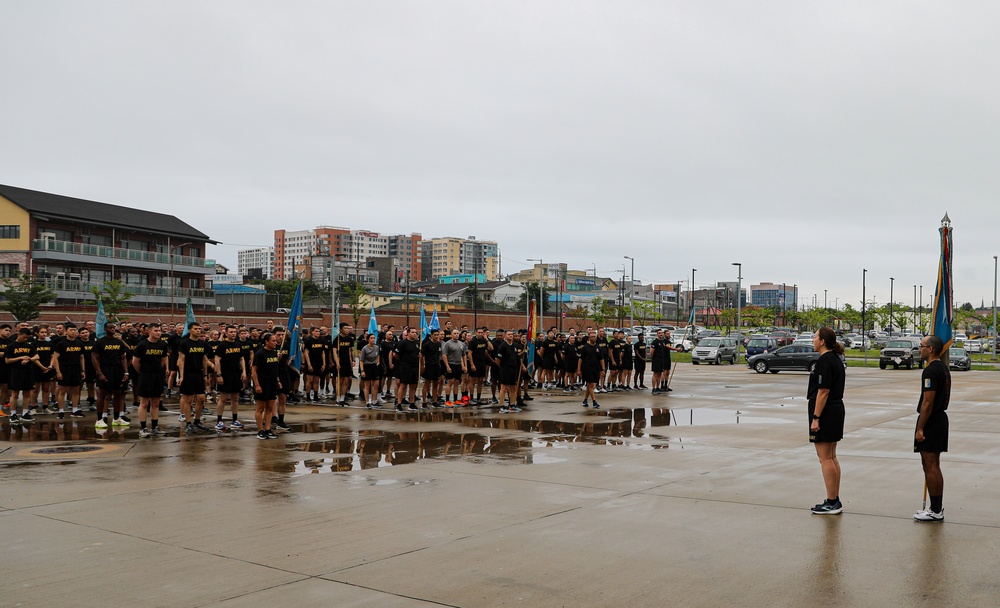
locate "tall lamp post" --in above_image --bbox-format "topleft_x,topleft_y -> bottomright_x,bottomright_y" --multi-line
889,277 -> 895,335
690,268 -> 697,330
862,269 -> 868,366
994,255 -> 998,360
624,255 -> 634,330
732,262 -> 742,359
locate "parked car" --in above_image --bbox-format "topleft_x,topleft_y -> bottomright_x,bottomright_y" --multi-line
954,333 -> 968,343
793,335 -> 814,346
691,337 -> 739,365
747,344 -> 833,374
879,338 -> 923,369
671,334 -> 694,352
745,336 -> 779,357
848,336 -> 871,350
965,339 -> 983,354
769,331 -> 795,347
949,347 -> 971,371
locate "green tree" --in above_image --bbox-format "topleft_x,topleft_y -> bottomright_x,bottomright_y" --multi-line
840,304 -> 862,332
462,284 -> 486,309
717,308 -> 737,332
514,283 -> 550,315
0,273 -> 57,322
590,296 -> 611,327
90,279 -> 133,320
954,307 -> 983,334
250,278 -> 323,307
633,300 -> 662,327
341,281 -> 368,329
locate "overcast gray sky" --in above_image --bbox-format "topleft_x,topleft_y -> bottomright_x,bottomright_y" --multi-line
3,1 -> 999,311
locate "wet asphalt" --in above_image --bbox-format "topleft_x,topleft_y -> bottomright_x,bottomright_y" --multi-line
2,364 -> 999,607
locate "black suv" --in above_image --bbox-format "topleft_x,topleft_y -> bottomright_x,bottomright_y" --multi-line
879,339 -> 923,369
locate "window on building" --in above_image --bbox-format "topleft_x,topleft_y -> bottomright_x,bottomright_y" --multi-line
0,263 -> 20,278
0,225 -> 21,239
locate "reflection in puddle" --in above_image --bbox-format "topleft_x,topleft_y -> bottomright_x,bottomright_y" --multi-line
3,406 -> 790,474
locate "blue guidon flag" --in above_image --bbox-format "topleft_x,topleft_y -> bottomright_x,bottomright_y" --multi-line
367,303 -> 378,337
285,281 -> 305,372
420,305 -> 429,341
181,298 -> 196,337
931,213 -> 954,350
95,299 -> 107,339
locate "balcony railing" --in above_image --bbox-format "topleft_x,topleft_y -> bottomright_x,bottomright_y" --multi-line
36,277 -> 214,300
33,239 -> 212,269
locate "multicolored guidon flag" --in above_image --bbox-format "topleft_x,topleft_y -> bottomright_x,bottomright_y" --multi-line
932,214 -> 954,350
526,298 -> 537,376
286,281 -> 305,372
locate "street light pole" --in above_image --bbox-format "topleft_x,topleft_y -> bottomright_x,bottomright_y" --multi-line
889,277 -> 895,335
862,269 -> 868,366
994,256 -> 998,360
732,262 -> 742,359
913,285 -> 917,333
691,268 -> 697,330
624,255 -> 634,330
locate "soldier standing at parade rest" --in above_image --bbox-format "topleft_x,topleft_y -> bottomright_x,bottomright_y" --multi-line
913,335 -> 950,522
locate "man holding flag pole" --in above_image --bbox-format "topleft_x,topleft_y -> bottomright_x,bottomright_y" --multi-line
913,214 -> 954,522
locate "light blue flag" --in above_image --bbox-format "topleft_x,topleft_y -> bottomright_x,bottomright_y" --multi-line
286,281 -> 305,372
420,305 -> 429,340
429,306 -> 440,331
95,299 -> 107,339
932,217 -> 954,349
367,303 -> 378,337
181,298 -> 196,337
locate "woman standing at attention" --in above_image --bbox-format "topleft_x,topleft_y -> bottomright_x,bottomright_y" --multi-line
809,327 -> 846,514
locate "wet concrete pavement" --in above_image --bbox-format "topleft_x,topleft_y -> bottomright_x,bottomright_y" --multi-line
3,366 -> 1000,606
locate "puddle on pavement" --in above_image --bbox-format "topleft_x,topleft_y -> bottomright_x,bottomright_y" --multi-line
2,406 -> 792,472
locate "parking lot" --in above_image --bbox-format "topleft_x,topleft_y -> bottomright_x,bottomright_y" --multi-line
3,366 -> 1000,607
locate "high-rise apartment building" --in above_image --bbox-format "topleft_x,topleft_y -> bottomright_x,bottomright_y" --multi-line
237,247 -> 274,279
422,236 -> 498,281
272,226 -> 421,283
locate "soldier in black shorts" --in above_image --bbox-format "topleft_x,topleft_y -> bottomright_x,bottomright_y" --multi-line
493,330 -> 523,413
420,329 -> 444,408
913,335 -> 950,522
32,326 -> 56,413
467,327 -> 492,405
0,323 -> 11,416
808,328 -> 846,515
633,334 -> 647,388
578,331 -> 605,409
333,323 -> 355,405
488,329 -> 505,404
213,326 -> 247,431
177,323 -> 211,433
390,328 -> 420,410
5,328 -> 39,423
52,322 -> 86,419
132,325 -> 168,438
271,327 -> 293,430
93,322 -> 130,428
252,332 -> 280,439
302,327 -> 326,402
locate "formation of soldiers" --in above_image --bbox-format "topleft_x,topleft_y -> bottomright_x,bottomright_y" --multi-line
0,319 -> 683,436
